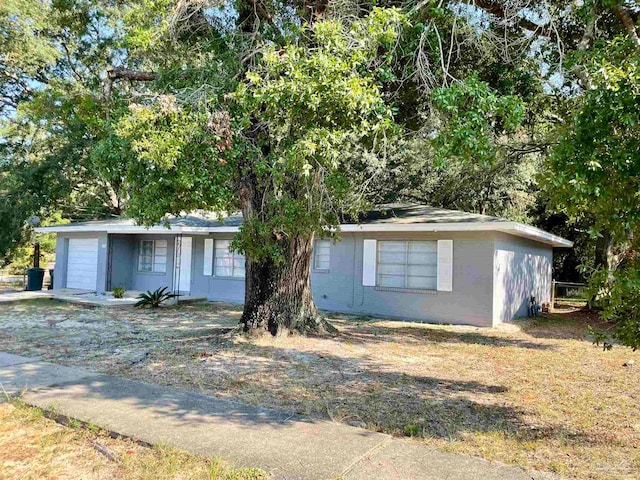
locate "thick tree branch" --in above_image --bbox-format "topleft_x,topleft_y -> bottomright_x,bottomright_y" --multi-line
613,5 -> 640,49
107,67 -> 158,82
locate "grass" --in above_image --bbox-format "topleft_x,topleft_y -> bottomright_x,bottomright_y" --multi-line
0,301 -> 639,479
0,399 -> 268,480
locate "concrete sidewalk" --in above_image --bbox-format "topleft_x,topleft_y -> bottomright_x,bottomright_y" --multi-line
0,352 -> 555,480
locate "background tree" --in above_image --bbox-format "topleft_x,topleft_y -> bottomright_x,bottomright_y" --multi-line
0,0 -> 136,266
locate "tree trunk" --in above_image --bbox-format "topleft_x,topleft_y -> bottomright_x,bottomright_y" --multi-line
594,231 -> 621,276
241,234 -> 334,335
236,155 -> 334,336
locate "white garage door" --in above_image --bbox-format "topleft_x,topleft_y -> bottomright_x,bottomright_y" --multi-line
67,238 -> 99,290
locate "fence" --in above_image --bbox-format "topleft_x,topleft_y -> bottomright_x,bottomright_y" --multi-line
551,280 -> 588,308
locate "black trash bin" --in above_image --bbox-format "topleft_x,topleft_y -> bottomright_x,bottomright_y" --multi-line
48,269 -> 54,290
27,267 -> 45,291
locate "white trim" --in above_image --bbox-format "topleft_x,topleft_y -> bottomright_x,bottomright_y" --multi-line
35,225 -> 238,234
35,220 -> 573,248
436,240 -> 453,292
174,236 -> 193,293
362,239 -> 377,286
203,238 -> 214,276
340,222 -> 572,247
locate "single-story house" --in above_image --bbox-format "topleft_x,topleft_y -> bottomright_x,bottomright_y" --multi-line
35,205 -> 572,327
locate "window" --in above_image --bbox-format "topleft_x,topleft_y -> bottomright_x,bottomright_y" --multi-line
214,240 -> 245,277
313,239 -> 331,271
138,239 -> 167,273
377,240 -> 437,290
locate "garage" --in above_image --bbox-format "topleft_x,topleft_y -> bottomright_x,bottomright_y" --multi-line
66,238 -> 99,290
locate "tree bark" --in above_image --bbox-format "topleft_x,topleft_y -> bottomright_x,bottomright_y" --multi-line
241,234 -> 334,335
237,159 -> 334,336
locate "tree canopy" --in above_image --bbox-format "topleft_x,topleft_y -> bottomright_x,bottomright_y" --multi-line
1,0 -> 639,341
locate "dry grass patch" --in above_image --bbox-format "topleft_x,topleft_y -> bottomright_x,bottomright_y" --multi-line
0,400 -> 267,480
1,300 -> 639,479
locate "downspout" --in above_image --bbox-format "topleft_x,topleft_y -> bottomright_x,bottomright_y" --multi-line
106,234 -> 113,291
174,234 -> 182,297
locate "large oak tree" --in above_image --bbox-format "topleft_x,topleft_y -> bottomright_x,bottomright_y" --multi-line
2,0 -> 639,342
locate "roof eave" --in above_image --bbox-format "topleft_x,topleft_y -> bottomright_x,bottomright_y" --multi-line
35,221 -> 573,248
339,222 -> 573,247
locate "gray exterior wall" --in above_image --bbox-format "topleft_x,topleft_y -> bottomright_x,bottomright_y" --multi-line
54,229 -> 554,327
190,235 -> 245,302
492,233 -> 553,324
121,234 -> 176,292
52,232 -> 109,292
311,232 -> 495,327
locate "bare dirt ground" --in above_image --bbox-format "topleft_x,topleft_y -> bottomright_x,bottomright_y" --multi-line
1,299 -> 639,480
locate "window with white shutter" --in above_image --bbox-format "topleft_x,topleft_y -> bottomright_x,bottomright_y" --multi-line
376,240 -> 438,290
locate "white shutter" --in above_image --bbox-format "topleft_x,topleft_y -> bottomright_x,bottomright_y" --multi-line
437,240 -> 453,292
203,238 -> 214,276
362,239 -> 377,286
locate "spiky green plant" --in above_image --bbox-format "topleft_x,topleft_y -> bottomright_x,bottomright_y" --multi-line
134,287 -> 178,308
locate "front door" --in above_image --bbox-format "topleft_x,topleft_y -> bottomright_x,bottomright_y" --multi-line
174,236 -> 192,294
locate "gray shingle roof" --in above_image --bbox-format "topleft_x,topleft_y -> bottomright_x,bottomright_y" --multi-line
53,204 -> 502,229
35,204 -> 572,247
347,204 -> 504,225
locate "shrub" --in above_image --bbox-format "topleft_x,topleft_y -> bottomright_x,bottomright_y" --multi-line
589,264 -> 640,350
135,287 -> 178,308
112,286 -> 125,299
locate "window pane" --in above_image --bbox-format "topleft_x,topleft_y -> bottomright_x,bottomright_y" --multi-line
140,241 -> 153,255
408,241 -> 436,253
408,252 -> 436,265
407,275 -> 437,290
407,264 -> 437,277
379,241 -> 406,252
378,263 -> 406,275
314,240 -> 331,270
154,256 -> 167,273
379,251 -> 406,264
233,267 -> 245,277
139,241 -> 154,271
150,239 -> 167,273
378,274 -> 406,288
233,257 -> 245,268
216,266 -> 232,276
314,252 -> 330,270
